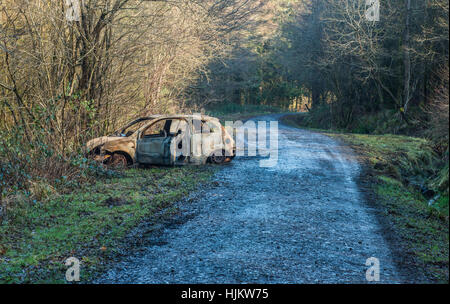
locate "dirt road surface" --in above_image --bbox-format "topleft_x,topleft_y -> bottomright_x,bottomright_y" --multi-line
96,114 -> 409,283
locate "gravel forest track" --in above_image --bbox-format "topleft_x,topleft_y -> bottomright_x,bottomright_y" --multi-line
96,114 -> 409,283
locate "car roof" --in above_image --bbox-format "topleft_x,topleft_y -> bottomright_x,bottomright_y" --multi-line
140,114 -> 219,121
134,114 -> 220,132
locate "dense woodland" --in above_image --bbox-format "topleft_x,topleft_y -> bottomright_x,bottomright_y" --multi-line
196,1 -> 448,135
1,0 -> 449,196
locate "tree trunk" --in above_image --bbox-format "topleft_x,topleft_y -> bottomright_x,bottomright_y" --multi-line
402,0 -> 412,114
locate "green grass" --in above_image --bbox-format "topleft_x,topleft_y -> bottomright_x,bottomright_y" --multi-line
329,133 -> 436,182
0,166 -> 215,283
374,176 -> 448,282
282,113 -> 449,282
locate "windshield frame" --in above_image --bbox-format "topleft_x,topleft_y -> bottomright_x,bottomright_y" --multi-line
111,116 -> 161,137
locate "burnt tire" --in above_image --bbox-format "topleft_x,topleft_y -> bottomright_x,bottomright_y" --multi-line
105,153 -> 129,169
210,150 -> 226,164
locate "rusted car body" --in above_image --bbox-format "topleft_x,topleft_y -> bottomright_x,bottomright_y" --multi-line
86,115 -> 235,167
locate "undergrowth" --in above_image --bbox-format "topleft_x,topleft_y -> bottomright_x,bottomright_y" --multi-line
206,102 -> 283,123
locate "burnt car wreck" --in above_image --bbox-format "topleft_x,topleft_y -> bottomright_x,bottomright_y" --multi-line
86,115 -> 236,167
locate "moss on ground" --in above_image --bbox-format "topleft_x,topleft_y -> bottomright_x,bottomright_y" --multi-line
329,133 -> 436,182
374,175 -> 448,282
0,166 -> 215,283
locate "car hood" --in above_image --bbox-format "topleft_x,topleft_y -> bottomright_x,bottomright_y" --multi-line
86,136 -> 122,151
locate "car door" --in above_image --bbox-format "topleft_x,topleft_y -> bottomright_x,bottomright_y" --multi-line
190,119 -> 223,164
201,120 -> 223,155
136,119 -> 172,165
169,119 -> 190,164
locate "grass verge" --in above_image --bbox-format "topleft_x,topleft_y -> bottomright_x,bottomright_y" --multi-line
282,114 -> 449,283
0,166 -> 215,283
